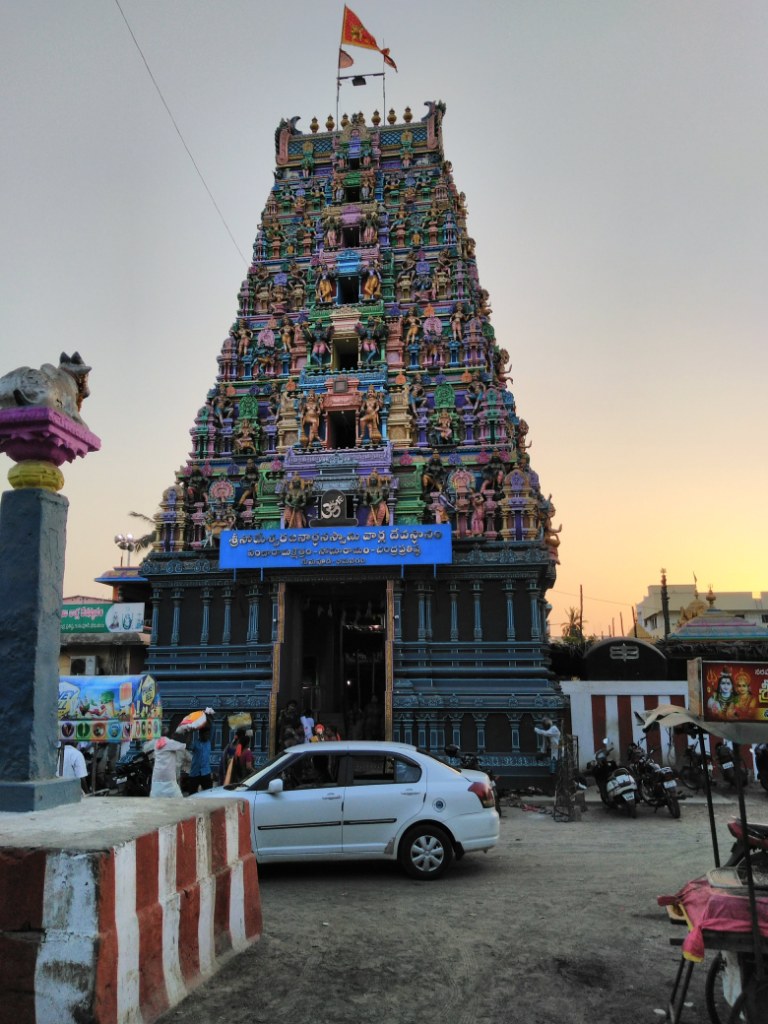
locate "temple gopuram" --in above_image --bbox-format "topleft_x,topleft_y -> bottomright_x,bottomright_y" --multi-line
141,102 -> 565,781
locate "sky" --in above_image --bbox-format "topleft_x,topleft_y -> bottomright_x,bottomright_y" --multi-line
1,0 -> 766,637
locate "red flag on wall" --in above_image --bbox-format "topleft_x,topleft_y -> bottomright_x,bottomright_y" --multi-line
340,6 -> 398,70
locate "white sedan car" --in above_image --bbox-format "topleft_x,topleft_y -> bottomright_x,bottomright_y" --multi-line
196,740 -> 499,880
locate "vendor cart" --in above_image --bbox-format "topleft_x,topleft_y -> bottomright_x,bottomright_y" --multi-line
643,703 -> 768,1024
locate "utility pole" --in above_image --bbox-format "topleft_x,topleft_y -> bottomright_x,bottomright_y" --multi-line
660,568 -> 671,638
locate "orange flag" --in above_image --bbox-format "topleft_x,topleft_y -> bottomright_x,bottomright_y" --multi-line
341,5 -> 398,70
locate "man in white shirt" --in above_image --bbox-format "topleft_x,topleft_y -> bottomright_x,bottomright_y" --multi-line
145,732 -> 187,798
534,718 -> 561,773
56,740 -> 89,793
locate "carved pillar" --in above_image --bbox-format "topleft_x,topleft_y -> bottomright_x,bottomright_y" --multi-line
472,712 -> 488,751
170,588 -> 183,647
424,585 -> 433,642
393,581 -> 403,642
416,584 -> 426,642
528,581 -> 541,641
222,586 -> 233,645
472,580 -> 483,641
503,580 -> 516,641
507,713 -> 522,752
150,587 -> 161,646
448,581 -> 459,642
200,587 -> 212,646
247,584 -> 261,644
448,713 -> 463,747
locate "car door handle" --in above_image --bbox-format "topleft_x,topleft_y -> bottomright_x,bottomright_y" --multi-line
401,789 -> 422,796
322,793 -> 341,800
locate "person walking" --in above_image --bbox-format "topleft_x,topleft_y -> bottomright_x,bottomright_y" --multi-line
56,738 -> 89,794
146,729 -> 186,798
184,724 -> 213,793
221,728 -> 254,784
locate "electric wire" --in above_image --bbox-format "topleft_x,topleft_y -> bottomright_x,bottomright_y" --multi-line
113,0 -> 248,265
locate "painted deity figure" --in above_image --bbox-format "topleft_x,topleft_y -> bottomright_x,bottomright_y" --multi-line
235,321 -> 253,359
361,260 -> 382,301
315,268 -> 335,305
421,450 -> 446,498
300,389 -> 324,447
355,320 -> 379,365
402,308 -> 422,346
361,470 -> 390,526
358,385 -> 383,445
284,473 -> 311,528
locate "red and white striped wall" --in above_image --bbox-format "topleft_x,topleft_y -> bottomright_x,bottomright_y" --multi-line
561,679 -> 689,768
0,800 -> 261,1024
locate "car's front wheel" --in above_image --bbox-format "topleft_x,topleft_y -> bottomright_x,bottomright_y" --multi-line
398,824 -> 454,880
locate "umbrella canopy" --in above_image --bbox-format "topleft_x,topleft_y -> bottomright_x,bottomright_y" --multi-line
639,703 -> 768,745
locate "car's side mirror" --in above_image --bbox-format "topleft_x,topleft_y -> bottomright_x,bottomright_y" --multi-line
267,778 -> 284,795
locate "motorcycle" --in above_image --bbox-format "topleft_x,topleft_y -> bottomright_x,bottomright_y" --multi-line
713,740 -> 748,789
723,817 -> 768,870
444,744 -> 501,815
626,741 -> 681,819
678,743 -> 714,792
113,741 -> 153,797
755,743 -> 768,793
586,740 -> 639,818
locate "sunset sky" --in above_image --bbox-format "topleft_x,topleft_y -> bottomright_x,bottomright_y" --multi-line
2,1 -> 766,636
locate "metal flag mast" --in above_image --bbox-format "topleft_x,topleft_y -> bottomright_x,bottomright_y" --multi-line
335,6 -> 395,123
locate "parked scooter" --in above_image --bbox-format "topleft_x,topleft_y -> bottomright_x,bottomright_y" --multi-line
113,741 -> 153,796
586,740 -> 639,818
678,743 -> 714,792
713,740 -> 748,789
626,741 -> 681,819
444,744 -> 501,814
755,743 -> 768,793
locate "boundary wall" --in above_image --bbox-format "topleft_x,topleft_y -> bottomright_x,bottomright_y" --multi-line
0,799 -> 261,1024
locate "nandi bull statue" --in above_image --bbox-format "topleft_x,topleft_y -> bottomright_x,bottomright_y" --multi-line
0,352 -> 92,429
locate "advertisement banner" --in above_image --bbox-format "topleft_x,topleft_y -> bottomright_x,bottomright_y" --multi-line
58,674 -> 162,744
219,525 -> 452,569
60,602 -> 146,634
694,661 -> 768,724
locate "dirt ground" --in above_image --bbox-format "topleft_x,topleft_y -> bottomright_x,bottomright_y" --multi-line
163,793 -> 764,1024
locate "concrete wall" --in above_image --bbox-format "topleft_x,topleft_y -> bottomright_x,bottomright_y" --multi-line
0,798 -> 261,1024
561,678 -> 689,768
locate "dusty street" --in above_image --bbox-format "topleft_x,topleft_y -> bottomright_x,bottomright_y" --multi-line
163,793 -> 762,1024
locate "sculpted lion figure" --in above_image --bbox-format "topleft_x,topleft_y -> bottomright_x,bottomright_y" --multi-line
0,352 -> 92,428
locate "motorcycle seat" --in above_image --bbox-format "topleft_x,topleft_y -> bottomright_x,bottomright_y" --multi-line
729,819 -> 768,842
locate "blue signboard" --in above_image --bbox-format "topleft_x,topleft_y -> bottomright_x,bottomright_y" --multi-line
219,525 -> 452,569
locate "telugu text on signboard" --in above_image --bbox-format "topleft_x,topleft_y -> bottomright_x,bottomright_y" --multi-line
219,525 -> 453,569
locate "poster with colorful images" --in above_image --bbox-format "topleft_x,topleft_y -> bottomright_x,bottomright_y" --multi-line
58,674 -> 163,743
695,661 -> 768,723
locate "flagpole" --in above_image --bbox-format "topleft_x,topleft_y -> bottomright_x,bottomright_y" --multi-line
336,6 -> 346,125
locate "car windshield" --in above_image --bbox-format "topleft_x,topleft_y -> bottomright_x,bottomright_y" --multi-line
228,750 -> 297,790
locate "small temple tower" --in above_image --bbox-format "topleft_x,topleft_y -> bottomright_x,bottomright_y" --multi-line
142,102 -> 564,780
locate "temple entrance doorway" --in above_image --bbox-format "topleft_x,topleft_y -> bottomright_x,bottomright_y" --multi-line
279,581 -> 387,744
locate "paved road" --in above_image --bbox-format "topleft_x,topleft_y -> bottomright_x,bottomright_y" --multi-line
162,789 -> 767,1024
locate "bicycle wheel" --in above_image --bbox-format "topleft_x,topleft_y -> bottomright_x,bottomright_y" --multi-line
705,953 -> 744,1024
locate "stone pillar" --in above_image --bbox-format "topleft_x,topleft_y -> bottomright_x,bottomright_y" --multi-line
200,587 -> 212,646
472,580 -> 483,641
246,584 -> 261,644
0,405 -> 100,812
0,489 -> 81,810
503,580 -> 516,640
448,582 -> 459,642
